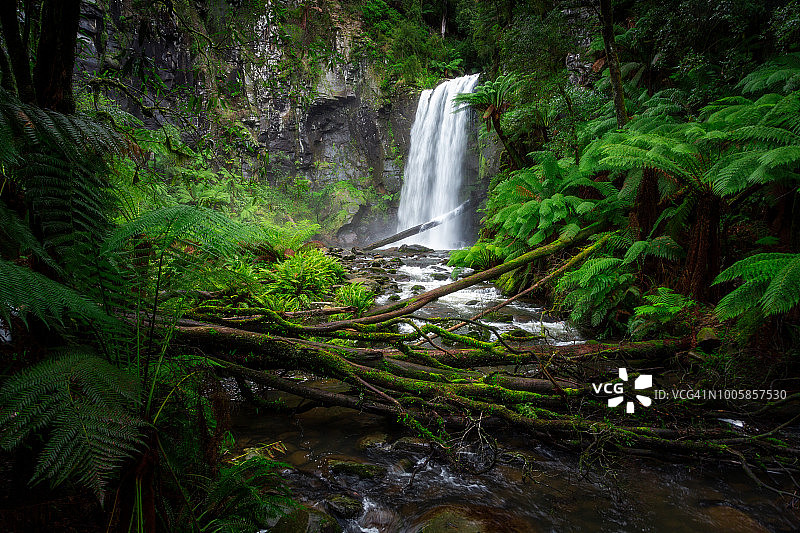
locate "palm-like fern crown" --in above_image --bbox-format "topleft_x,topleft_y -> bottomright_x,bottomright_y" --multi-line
453,74 -> 521,131
714,253 -> 800,320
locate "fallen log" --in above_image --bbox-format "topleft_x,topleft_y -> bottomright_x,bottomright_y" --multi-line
416,234 -> 611,344
363,200 -> 471,250
256,222 -> 606,333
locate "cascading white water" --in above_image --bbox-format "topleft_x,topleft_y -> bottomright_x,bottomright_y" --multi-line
396,74 -> 480,249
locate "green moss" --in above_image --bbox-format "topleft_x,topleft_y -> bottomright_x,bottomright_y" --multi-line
328,460 -> 387,479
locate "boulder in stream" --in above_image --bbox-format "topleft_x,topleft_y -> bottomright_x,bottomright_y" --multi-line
399,244 -> 434,253
270,505 -> 342,533
356,432 -> 389,450
415,505 -> 532,533
325,495 -> 364,518
328,459 -> 387,479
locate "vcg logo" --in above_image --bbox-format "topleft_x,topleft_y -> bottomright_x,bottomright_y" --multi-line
592,368 -> 653,413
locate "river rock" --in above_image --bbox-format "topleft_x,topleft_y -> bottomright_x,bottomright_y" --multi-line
271,505 -> 342,533
399,244 -> 434,253
356,432 -> 389,450
702,504 -> 770,533
410,284 -> 426,294
328,459 -> 387,479
415,505 -> 531,533
326,495 -> 363,518
347,277 -> 379,293
388,294 -> 401,301
430,272 -> 450,281
392,436 -> 429,454
696,327 -> 721,350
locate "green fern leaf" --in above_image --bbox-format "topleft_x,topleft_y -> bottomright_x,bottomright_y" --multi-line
0,351 -> 144,502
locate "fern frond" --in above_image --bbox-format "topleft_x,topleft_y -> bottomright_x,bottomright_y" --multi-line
759,254 -> 800,315
0,350 -> 144,501
0,258 -> 111,329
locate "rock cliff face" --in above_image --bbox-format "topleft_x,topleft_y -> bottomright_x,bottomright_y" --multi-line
77,0 -> 482,246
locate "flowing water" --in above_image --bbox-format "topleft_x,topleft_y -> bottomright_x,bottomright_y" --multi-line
233,251 -> 797,532
396,75 -> 480,250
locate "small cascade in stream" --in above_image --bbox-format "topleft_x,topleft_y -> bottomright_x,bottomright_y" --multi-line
396,74 -> 480,250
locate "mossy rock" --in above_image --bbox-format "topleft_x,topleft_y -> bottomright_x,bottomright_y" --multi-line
328,460 -> 387,479
501,329 -> 536,339
356,432 -> 389,450
430,273 -> 449,281
410,284 -> 426,293
271,506 -> 342,533
484,312 -> 514,323
418,508 -> 485,533
388,294 -> 401,301
326,495 -> 364,519
696,327 -> 721,350
392,436 -> 429,454
396,457 -> 415,472
416,505 -> 532,533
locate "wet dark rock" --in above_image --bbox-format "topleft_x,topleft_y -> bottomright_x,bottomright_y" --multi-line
388,294 -> 401,301
485,313 -> 514,323
271,506 -> 342,533
326,495 -> 363,518
498,450 -> 540,467
465,300 -> 479,306
399,244 -> 434,253
416,505 -> 532,533
392,436 -> 429,454
328,460 -> 387,479
410,284 -> 425,293
696,327 -> 721,350
430,273 -> 450,281
396,457 -> 415,472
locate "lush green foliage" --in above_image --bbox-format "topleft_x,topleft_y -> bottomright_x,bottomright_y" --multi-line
335,283 -> 375,317
265,249 -> 347,309
0,351 -> 144,501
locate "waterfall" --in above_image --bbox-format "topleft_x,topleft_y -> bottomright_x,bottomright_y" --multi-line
396,74 -> 479,250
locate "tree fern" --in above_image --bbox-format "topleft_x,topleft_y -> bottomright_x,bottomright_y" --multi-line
713,253 -> 800,319
738,53 -> 800,95
628,287 -> 697,339
556,254 -> 639,328
0,350 -> 145,502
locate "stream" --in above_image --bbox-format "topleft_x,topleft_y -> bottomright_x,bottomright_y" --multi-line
232,249 -> 796,532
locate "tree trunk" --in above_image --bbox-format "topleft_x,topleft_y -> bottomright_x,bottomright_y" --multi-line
0,0 -> 36,103
0,48 -> 14,91
680,193 -> 720,300
599,0 -> 627,128
33,0 -> 81,113
492,115 -> 527,170
631,167 -> 660,239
